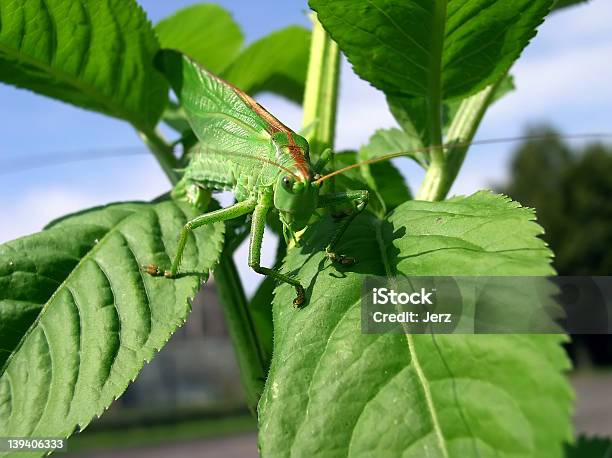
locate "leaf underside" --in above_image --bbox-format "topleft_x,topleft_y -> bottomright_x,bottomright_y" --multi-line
0,200 -> 224,455
0,0 -> 167,130
310,0 -> 552,101
259,191 -> 572,457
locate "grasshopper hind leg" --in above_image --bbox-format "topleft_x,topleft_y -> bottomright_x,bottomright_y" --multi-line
144,198 -> 257,278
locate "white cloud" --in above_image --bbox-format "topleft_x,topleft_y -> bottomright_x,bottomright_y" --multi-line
487,41 -> 612,132
1,187 -> 98,242
0,158 -> 169,243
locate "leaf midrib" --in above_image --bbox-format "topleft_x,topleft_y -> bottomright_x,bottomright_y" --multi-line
374,218 -> 450,457
0,41 -> 146,130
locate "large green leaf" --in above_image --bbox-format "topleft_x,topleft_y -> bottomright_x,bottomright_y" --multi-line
0,203 -> 142,369
0,200 -> 224,453
221,26 -> 311,104
310,0 -> 551,101
259,191 -> 572,457
155,4 -> 244,74
0,0 -> 168,130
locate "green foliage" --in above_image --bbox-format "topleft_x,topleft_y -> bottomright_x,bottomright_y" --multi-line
333,150 -> 411,217
553,0 -> 591,11
1,1 -> 597,455
0,201 -> 224,452
222,26 -> 311,104
309,0 -> 550,100
156,5 -> 310,104
0,0 -> 167,131
311,0 -> 549,201
259,192 -> 572,457
155,4 -> 244,74
360,127 -> 427,168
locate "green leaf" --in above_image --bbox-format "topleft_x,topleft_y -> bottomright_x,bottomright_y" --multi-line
310,0 -> 551,101
553,0 -> 590,11
0,200 -> 224,449
0,203 -> 142,369
387,69 -> 514,146
0,0 -> 168,131
387,96 -> 432,146
360,127 -> 426,168
259,191 -> 572,457
221,26 -> 311,104
155,4 -> 244,74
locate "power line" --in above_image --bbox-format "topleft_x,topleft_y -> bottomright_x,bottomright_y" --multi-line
0,147 -> 152,175
0,132 -> 610,176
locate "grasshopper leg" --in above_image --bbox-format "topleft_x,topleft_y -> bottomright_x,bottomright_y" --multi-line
248,197 -> 306,307
312,148 -> 333,174
145,198 -> 257,278
318,190 -> 369,266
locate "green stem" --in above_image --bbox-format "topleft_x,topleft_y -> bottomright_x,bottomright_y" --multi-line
442,79 -> 502,196
139,129 -> 180,185
301,13 -> 341,160
416,0 -> 447,201
214,250 -> 267,415
416,155 -> 446,201
417,78 -> 503,201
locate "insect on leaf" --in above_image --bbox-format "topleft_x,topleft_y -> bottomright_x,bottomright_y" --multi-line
259,191 -> 573,457
0,200 -> 224,449
0,0 -> 168,131
157,50 -> 273,148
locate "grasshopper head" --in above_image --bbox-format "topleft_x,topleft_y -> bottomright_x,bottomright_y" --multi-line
274,174 -> 319,233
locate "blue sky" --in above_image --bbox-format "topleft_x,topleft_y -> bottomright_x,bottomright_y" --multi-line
1,0 -> 611,293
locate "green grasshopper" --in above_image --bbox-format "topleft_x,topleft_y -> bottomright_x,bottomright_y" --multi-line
146,51 -> 369,307
146,52 -> 608,308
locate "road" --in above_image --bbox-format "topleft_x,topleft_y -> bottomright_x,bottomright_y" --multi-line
76,373 -> 612,457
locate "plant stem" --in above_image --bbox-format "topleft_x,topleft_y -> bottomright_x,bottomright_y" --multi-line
301,13 -> 340,160
417,78 -> 502,201
214,250 -> 267,415
442,80 -> 502,196
139,129 -> 180,185
416,0 -> 447,201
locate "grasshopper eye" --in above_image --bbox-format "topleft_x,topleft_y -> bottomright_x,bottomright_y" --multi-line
282,176 -> 293,189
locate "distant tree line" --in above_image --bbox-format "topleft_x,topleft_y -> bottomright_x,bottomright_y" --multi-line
500,126 -> 612,365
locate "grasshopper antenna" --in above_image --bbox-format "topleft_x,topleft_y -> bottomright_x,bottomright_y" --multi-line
314,132 -> 612,185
